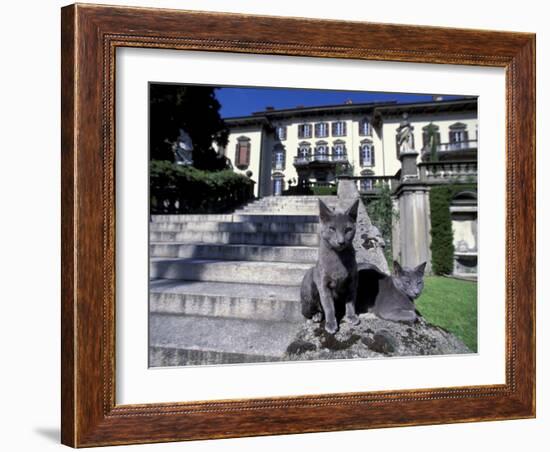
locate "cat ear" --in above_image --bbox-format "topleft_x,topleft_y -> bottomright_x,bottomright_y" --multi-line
393,260 -> 403,274
415,262 -> 427,275
318,200 -> 333,223
345,199 -> 360,222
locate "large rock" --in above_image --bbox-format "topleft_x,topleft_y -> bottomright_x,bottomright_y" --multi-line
284,313 -> 471,361
337,179 -> 389,274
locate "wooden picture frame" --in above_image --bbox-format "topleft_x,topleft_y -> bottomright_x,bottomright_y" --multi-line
61,3 -> 536,447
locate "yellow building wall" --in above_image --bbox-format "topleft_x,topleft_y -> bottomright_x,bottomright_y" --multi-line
380,113 -> 478,176
215,126 -> 263,196
220,110 -> 478,196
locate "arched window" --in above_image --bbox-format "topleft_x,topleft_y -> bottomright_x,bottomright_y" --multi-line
297,142 -> 311,163
315,141 -> 329,161
359,140 -> 374,167
272,173 -> 285,196
272,144 -> 286,170
333,141 -> 346,162
234,136 -> 251,169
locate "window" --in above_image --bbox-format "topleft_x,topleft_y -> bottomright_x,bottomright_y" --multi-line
298,123 -> 312,139
315,122 -> 329,138
275,126 -> 287,141
234,137 -> 251,169
272,144 -> 285,170
359,118 -> 372,136
297,142 -> 311,163
333,143 -> 346,161
360,142 -> 374,167
332,121 -> 347,137
315,142 -> 329,161
360,178 -> 374,192
272,177 -> 284,196
450,130 -> 467,143
449,123 -> 469,143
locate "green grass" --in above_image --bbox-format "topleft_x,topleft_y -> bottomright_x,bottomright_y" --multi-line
416,276 -> 478,352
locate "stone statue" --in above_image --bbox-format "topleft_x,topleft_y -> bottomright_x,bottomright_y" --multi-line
173,129 -> 194,165
396,112 -> 414,153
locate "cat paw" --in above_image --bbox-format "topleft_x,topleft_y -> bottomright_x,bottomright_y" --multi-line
312,312 -> 323,323
345,314 -> 361,325
324,321 -> 338,335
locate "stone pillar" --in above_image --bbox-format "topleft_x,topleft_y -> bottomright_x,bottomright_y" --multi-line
394,184 -> 432,273
394,149 -> 432,273
399,149 -> 420,180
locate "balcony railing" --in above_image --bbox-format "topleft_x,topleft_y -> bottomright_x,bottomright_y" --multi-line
294,153 -> 348,165
337,175 -> 398,195
418,160 -> 477,183
424,139 -> 478,153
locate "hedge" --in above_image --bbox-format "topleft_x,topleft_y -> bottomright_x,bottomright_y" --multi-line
150,160 -> 255,214
429,184 -> 476,275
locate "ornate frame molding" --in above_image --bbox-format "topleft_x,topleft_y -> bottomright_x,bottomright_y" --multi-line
61,4 -> 535,447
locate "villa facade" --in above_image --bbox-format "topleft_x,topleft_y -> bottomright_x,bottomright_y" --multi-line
215,97 -> 478,198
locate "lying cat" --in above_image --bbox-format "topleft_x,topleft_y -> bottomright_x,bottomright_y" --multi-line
356,260 -> 426,323
300,199 -> 360,334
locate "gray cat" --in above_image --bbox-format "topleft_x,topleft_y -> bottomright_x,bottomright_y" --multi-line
300,199 -> 360,334
356,260 -> 426,322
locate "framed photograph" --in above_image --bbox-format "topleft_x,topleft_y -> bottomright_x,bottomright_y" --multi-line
61,3 -> 535,447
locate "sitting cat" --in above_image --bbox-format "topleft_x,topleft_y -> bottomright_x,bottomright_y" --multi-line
356,260 -> 426,323
300,199 -> 360,334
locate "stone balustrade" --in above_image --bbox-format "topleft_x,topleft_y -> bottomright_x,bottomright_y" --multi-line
418,160 -> 477,183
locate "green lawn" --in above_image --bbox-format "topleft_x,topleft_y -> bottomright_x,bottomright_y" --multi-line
416,276 -> 478,352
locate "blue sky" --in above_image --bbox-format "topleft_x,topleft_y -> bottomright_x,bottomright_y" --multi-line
215,86 -> 464,118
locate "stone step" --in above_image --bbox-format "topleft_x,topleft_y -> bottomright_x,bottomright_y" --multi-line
149,314 -> 302,366
149,230 -> 319,246
252,195 -> 337,202
150,221 -> 319,233
238,208 -> 320,214
150,258 -> 311,286
151,214 -> 234,223
150,243 -> 318,263
151,214 -> 319,223
233,212 -> 319,218
234,214 -> 319,222
238,204 -> 321,210
150,279 -> 302,322
245,201 -> 333,207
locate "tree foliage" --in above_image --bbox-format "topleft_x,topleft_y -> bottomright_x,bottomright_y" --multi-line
365,183 -> 398,263
424,122 -> 439,162
429,184 -> 477,275
149,84 -> 230,170
429,186 -> 455,275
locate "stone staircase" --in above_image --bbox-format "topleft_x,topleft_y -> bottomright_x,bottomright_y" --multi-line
149,196 -> 337,367
234,195 -> 337,215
